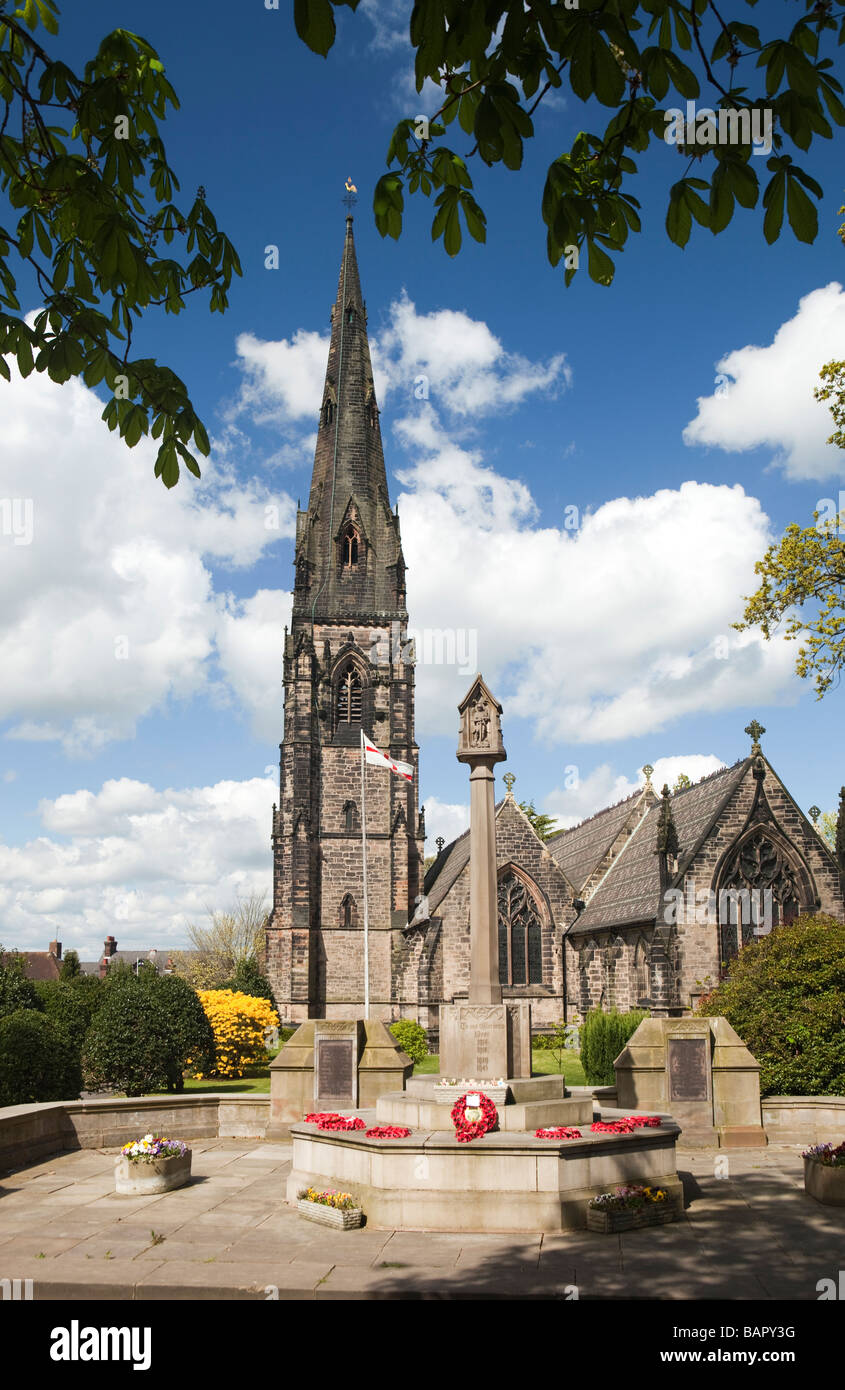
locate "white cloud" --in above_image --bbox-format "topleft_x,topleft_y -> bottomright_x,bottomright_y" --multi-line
544,755 -> 726,829
683,282 -> 845,481
230,293 -> 569,440
394,414 -> 798,743
215,588 -> 293,742
1,774 -> 276,957
0,360 -> 295,753
422,795 -> 469,853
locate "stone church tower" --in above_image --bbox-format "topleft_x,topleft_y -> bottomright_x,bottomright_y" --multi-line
266,217 -> 425,1024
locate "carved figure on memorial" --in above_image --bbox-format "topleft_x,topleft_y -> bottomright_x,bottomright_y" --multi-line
471,697 -> 491,746
457,675 -> 505,763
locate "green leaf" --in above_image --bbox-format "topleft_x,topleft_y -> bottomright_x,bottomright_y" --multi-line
587,238 -> 614,286
293,0 -> 337,58
786,175 -> 818,242
762,170 -> 785,243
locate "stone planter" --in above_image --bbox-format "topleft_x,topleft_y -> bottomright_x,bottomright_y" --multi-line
587,1198 -> 681,1234
804,1157 -> 845,1206
114,1151 -> 192,1195
297,1198 -> 363,1230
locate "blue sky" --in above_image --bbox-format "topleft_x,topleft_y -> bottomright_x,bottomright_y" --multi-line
1,0 -> 844,958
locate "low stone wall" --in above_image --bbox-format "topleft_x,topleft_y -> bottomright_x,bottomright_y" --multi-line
761,1096 -> 845,1144
0,1094 -> 272,1174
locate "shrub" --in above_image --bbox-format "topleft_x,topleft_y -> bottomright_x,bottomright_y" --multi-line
0,1010 -> 82,1105
59,949 -> 82,981
698,913 -> 845,1097
195,989 -> 279,1078
0,949 -> 43,1019
148,973 -> 215,1089
278,1026 -> 296,1045
389,1018 -> 429,1065
82,981 -> 174,1097
34,980 -> 101,1053
220,955 -> 275,1005
580,1008 -> 648,1086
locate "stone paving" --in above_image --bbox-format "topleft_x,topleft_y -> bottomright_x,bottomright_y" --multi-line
0,1139 -> 842,1299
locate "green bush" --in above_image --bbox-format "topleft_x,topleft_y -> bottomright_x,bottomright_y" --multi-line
532,1033 -> 552,1049
83,971 -> 216,1094
0,949 -> 43,1020
220,956 -> 275,1005
279,1026 -> 296,1045
0,1010 -> 82,1105
389,1018 -> 429,1065
59,949 -> 82,981
698,913 -> 845,1097
149,973 -> 215,1089
82,980 -> 174,1096
580,1008 -> 647,1086
34,980 -> 101,1053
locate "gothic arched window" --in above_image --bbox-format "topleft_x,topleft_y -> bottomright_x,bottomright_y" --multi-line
634,938 -> 649,1003
497,871 -> 543,986
343,800 -> 357,833
323,398 -> 334,428
340,893 -> 357,928
717,828 -> 804,975
341,525 -> 360,569
336,663 -> 362,725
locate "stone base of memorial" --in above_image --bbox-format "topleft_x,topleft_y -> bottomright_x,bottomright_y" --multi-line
114,1152 -> 192,1195
297,1198 -> 364,1230
267,1018 -> 413,1134
804,1157 -> 845,1206
287,1108 -> 683,1233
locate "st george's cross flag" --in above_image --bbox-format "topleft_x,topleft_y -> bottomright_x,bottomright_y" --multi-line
361,730 -> 414,782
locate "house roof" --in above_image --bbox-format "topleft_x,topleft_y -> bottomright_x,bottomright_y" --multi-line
11,951 -> 62,982
570,760 -> 748,934
546,789 -> 645,895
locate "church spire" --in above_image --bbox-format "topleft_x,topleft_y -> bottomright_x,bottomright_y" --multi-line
293,216 -> 406,622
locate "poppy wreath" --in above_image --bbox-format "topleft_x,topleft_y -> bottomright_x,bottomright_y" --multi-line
304,1112 -> 366,1132
591,1115 -> 662,1134
365,1125 -> 411,1139
535,1126 -> 582,1140
450,1092 -> 498,1143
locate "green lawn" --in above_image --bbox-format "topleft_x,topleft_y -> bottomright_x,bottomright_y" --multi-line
146,1050 -> 586,1096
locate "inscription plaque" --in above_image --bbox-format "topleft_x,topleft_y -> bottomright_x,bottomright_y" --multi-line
668,1036 -> 709,1103
314,1036 -> 356,1107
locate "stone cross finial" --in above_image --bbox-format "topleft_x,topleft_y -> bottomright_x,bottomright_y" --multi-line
642,764 -> 654,786
503,772 -> 516,797
744,719 -> 765,753
809,805 -> 821,825
435,836 -> 445,854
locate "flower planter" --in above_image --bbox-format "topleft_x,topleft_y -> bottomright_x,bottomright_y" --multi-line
114,1152 -> 192,1196
297,1199 -> 364,1230
587,1198 -> 681,1234
804,1157 -> 845,1207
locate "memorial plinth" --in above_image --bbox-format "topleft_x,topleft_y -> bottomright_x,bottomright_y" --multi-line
267,1018 -> 413,1134
614,1015 -> 767,1148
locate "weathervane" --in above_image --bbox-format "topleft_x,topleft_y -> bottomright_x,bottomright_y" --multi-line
342,176 -> 358,214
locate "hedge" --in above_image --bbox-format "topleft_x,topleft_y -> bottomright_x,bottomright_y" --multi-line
580,1008 -> 648,1086
0,1010 -> 82,1106
389,1018 -> 429,1065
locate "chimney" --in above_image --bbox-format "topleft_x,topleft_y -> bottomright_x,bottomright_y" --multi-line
48,940 -> 62,960
103,935 -> 117,958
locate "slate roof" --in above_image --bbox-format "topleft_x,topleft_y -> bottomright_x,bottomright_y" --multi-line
546,790 -> 644,895
423,806 -> 502,917
570,760 -> 749,934
1,950 -> 62,982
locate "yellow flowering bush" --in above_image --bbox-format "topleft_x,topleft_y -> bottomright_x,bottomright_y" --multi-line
192,989 -> 279,1078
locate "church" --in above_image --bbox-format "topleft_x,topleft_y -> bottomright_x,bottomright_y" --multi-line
264,219 -> 845,1041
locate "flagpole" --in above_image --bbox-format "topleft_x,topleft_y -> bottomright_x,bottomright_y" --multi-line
360,730 -> 370,1017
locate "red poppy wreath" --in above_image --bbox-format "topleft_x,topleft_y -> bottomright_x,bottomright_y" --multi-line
450,1091 -> 498,1143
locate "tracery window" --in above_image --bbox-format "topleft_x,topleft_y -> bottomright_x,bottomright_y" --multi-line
497,871 -> 543,986
718,828 -> 802,973
336,663 -> 362,725
341,525 -> 360,569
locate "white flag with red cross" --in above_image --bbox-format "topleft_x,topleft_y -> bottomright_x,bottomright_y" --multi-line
361,730 -> 413,782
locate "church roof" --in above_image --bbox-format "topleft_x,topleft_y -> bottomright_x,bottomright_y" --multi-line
293,217 -> 406,621
570,759 -> 749,934
546,789 -> 645,894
